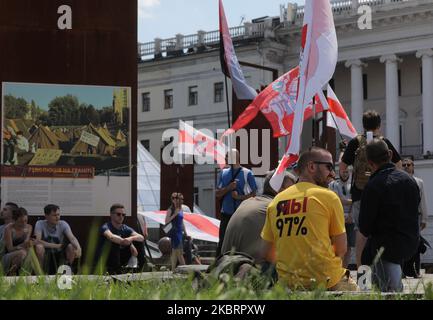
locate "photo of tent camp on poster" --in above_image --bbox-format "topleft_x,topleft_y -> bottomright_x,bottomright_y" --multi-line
1,82 -> 130,176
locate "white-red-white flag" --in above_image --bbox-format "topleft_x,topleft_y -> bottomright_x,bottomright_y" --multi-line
219,0 -> 257,100
287,0 -> 338,155
322,85 -> 357,138
138,210 -> 220,243
222,67 -> 300,138
178,120 -> 227,168
271,0 -> 338,189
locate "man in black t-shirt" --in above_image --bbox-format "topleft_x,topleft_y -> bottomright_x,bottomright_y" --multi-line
339,110 -> 402,268
95,204 -> 145,274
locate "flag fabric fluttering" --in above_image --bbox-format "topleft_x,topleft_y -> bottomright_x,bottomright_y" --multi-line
222,67 -> 329,139
138,210 -> 220,243
271,0 -> 338,190
219,0 -> 257,100
314,85 -> 357,139
223,67 -> 300,138
269,151 -> 299,192
178,120 -> 228,168
287,0 -> 338,155
325,85 -> 357,138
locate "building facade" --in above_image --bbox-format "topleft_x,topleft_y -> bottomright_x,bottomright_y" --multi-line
137,0 -> 433,244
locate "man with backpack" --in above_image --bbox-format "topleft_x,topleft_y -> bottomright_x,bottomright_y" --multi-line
215,149 -> 257,257
339,110 -> 402,268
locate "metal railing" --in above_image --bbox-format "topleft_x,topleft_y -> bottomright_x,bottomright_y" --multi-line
138,0 -> 422,59
400,145 -> 424,159
138,24 -> 264,58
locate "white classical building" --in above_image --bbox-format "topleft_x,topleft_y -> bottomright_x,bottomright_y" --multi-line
138,0 -> 433,262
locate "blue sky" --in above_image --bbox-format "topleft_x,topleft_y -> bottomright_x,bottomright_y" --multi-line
3,83 -> 116,110
138,0 -> 305,43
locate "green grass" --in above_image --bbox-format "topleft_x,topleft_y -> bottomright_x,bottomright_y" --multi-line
0,273 -> 430,300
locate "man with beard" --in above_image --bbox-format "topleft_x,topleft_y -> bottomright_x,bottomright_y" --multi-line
261,147 -> 358,291
329,169 -> 355,268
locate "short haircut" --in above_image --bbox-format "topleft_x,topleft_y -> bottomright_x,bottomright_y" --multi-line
297,147 -> 330,173
44,204 -> 60,215
402,157 -> 414,163
263,170 -> 277,196
5,202 -> 19,210
110,203 -> 124,214
366,139 -> 391,165
12,207 -> 28,221
262,168 -> 298,196
362,110 -> 381,131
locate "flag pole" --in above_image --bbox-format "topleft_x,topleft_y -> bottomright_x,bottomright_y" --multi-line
327,108 -> 345,142
224,75 -> 232,130
319,87 -> 346,143
312,95 -> 316,147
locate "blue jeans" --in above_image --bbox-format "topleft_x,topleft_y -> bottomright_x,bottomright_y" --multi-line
372,258 -> 403,292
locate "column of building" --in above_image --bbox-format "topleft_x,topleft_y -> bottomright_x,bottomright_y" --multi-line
416,49 -> 433,155
345,59 -> 367,133
380,54 -> 402,152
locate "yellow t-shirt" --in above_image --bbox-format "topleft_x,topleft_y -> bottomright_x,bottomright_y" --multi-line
261,182 -> 346,289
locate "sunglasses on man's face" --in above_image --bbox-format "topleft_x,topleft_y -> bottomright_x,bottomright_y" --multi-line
313,161 -> 335,172
114,212 -> 126,217
402,163 -> 413,168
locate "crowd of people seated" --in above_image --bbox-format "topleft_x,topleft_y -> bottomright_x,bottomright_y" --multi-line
0,202 -> 146,275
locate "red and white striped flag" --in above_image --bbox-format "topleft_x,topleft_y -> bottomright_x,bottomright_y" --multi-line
178,120 -> 227,168
325,85 -> 357,138
223,67 -> 300,138
138,210 -> 220,243
271,0 -> 338,190
287,0 -> 338,156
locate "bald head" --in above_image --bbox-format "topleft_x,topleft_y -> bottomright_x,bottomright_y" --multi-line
297,147 -> 332,174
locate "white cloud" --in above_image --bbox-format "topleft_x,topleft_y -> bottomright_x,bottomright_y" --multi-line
138,0 -> 160,19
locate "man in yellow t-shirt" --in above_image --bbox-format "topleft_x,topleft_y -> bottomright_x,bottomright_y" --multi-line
261,147 -> 358,291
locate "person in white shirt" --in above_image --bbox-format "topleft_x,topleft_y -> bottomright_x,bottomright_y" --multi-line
329,168 -> 354,268
402,158 -> 428,277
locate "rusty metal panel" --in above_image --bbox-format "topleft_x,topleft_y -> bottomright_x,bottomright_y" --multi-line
0,0 -> 137,249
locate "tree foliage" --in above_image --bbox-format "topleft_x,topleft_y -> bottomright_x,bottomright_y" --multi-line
4,94 -> 28,119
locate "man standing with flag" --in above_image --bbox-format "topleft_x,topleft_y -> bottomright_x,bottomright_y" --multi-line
215,149 -> 257,257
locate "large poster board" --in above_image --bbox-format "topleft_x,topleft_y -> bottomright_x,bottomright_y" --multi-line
1,82 -> 131,215
0,0 -> 137,225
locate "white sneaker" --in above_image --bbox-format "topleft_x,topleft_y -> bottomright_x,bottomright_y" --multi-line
127,256 -> 138,268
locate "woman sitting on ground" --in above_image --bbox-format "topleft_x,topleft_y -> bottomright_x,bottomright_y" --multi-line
2,207 -> 33,275
165,192 -> 190,271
